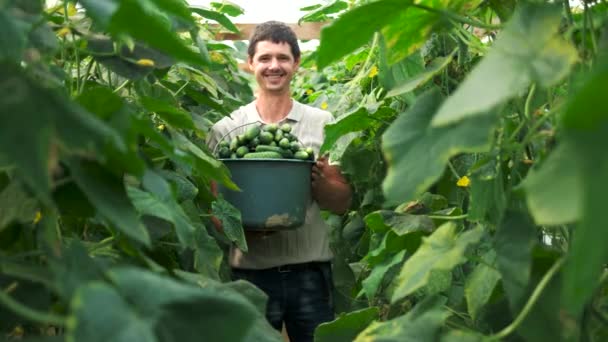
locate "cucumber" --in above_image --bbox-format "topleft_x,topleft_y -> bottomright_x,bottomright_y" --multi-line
280,148 -> 294,159
218,146 -> 231,158
280,123 -> 292,133
294,151 -> 309,160
244,125 -> 261,141
290,141 -> 301,152
259,131 -> 274,144
262,123 -> 278,133
274,129 -> 284,142
243,151 -> 283,159
278,138 -> 291,149
255,145 -> 283,153
236,145 -> 249,158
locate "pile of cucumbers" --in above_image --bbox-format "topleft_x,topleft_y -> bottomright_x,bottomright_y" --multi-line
216,123 -> 315,160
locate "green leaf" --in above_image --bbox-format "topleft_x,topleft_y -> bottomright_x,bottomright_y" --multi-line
0,181 -> 38,231
191,8 -> 239,33
152,0 -> 196,28
317,0 -> 412,69
523,142 -> 582,225
494,210 -> 537,308
68,283 -> 157,342
320,108 -> 380,155
380,1 -> 441,66
382,89 -> 497,205
0,63 -> 123,205
212,197 -> 247,252
210,1 -> 244,17
385,54 -> 454,98
431,3 -> 577,126
140,96 -> 195,130
391,223 -> 484,303
127,186 -> 196,248
465,250 -> 501,320
298,1 -> 348,24
107,267 -> 258,342
0,11 -> 27,61
361,250 -> 405,300
181,200 -> 223,279
561,60 -> 608,130
378,40 -> 425,105
80,0 -> 205,66
67,159 -> 150,246
441,330 -> 484,342
315,307 -> 380,342
356,296 -> 449,341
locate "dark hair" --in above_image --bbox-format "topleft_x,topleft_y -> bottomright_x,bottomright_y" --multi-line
248,21 -> 301,61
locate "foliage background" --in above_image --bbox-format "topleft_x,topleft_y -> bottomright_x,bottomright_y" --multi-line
0,0 -> 607,341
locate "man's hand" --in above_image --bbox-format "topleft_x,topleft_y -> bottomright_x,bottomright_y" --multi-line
311,155 -> 352,214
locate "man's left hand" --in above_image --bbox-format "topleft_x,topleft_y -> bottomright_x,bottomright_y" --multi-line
311,155 -> 352,214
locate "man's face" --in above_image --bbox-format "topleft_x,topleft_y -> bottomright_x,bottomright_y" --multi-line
248,40 -> 299,94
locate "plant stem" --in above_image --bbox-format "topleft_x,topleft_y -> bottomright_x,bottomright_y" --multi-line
412,3 -> 502,30
487,258 -> 565,341
447,160 -> 461,179
0,283 -> 67,326
563,0 -> 574,26
79,57 -> 95,94
524,83 -> 536,119
113,79 -> 131,93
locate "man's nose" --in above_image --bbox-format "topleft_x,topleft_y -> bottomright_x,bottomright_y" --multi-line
269,58 -> 280,69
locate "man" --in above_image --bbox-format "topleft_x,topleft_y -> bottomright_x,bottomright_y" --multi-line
206,21 -> 352,342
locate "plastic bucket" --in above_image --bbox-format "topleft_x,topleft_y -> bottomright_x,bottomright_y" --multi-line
217,158 -> 315,231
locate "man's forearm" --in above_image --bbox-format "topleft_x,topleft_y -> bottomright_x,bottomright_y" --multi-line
315,180 -> 352,215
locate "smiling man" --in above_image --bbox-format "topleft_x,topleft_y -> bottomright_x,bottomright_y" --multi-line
206,21 -> 352,342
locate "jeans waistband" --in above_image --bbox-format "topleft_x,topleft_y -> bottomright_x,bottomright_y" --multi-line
233,261 -> 331,273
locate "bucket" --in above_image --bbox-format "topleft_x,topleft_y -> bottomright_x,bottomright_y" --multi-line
217,158 -> 315,231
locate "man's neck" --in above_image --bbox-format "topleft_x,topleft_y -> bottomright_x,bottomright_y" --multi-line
255,92 -> 293,123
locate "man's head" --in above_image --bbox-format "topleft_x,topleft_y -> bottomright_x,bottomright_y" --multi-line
248,21 -> 301,61
247,21 -> 301,95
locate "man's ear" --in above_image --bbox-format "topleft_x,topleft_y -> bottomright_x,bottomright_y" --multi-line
248,56 -> 254,71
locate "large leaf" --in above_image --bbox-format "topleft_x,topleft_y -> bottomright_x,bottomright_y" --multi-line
320,107 -> 381,155
356,296 -> 448,341
560,55 -> 608,315
68,283 -> 157,342
67,159 -> 150,246
382,89 -> 497,205
141,96 -> 195,130
317,0 -> 413,69
391,223 -> 484,303
494,210 -> 537,308
181,200 -> 223,279
0,64 -> 121,204
431,2 -> 577,126
107,267 -> 258,342
0,181 -> 38,231
361,250 -> 406,300
465,250 -> 501,320
127,186 -> 196,247
385,54 -> 454,98
315,307 -> 380,342
212,197 -> 247,252
0,11 -> 27,61
522,142 -> 582,225
191,7 -> 239,33
79,0 -> 205,66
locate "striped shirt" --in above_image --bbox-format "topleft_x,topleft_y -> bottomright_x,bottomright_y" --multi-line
207,100 -> 335,269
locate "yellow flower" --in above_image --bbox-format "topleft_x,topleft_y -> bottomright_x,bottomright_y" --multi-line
456,176 -> 471,188
57,27 -> 71,37
330,76 -> 337,81
306,89 -> 313,95
136,59 -> 155,67
321,102 -> 328,110
368,65 -> 378,78
33,211 -> 42,224
157,124 -> 165,131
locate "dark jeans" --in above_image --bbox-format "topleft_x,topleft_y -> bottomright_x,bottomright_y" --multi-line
232,262 -> 334,342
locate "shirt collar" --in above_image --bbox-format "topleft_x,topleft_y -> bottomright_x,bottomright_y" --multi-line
246,100 -> 303,124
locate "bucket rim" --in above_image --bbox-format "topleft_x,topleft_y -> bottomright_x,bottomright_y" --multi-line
219,158 -> 315,164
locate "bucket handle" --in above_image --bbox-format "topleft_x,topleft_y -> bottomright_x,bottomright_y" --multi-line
212,121 -> 310,155
212,121 -> 263,155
